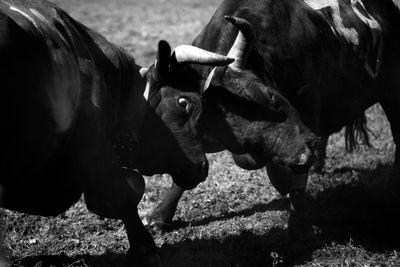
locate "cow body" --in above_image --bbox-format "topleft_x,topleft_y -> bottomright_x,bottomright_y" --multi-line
194,0 -> 400,194
146,0 -> 400,240
0,0 -> 236,264
195,0 -> 397,140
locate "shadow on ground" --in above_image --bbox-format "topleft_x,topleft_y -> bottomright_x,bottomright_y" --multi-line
310,164 -> 400,252
171,197 -> 290,230
10,165 -> 400,267
162,163 -> 400,266
11,228 -> 287,267
11,253 -> 128,267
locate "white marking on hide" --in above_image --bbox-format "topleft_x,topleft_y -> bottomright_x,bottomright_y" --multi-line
139,68 -> 148,78
394,0 -> 400,9
304,0 -> 359,45
90,73 -> 101,109
49,69 -> 76,132
51,49 -> 64,64
29,8 -> 47,24
9,6 -> 39,28
350,0 -> 381,30
350,0 -> 383,78
143,81 -> 150,100
30,8 -> 69,48
303,0 -> 338,10
79,59 -> 101,108
203,67 -> 217,92
48,55 -> 81,132
303,0 -> 383,78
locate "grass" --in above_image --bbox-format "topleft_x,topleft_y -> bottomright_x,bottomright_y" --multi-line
1,0 -> 400,266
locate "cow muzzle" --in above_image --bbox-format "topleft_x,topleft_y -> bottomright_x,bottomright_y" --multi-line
288,142 -> 316,174
172,159 -> 209,190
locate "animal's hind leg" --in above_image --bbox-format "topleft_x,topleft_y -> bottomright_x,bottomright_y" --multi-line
379,96 -> 400,203
378,38 -> 400,206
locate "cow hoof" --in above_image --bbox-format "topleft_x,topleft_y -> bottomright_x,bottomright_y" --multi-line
288,224 -> 318,240
142,215 -> 173,233
285,226 -> 321,263
128,247 -> 162,267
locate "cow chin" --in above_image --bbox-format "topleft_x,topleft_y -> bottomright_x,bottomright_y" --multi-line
170,162 -> 208,190
137,160 -> 207,190
288,161 -> 314,174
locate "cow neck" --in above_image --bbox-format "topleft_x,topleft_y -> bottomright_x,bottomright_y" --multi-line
111,61 -> 149,168
82,26 -> 145,140
92,39 -> 147,167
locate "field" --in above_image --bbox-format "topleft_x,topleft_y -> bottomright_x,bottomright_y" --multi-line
1,0 -> 400,266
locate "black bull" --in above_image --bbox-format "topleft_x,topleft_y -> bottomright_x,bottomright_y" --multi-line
146,0 -> 400,237
0,0 -> 241,265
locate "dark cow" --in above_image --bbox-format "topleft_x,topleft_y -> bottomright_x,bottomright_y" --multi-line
146,0 -> 400,237
0,0 -> 235,265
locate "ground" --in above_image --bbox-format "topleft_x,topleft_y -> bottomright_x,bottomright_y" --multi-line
1,0 -> 400,266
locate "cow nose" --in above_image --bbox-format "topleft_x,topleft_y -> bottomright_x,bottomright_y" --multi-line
196,160 -> 209,181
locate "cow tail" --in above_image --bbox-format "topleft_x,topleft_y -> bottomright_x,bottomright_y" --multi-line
344,113 -> 371,152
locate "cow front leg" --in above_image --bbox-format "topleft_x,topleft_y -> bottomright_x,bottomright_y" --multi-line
144,182 -> 184,231
83,144 -> 161,266
310,135 -> 328,174
265,163 -> 311,238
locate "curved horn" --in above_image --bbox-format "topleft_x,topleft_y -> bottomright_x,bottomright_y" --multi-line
172,45 -> 234,66
225,16 -> 255,69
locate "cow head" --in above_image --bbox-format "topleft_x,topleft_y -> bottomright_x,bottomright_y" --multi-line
199,16 -> 319,173
134,41 -> 234,189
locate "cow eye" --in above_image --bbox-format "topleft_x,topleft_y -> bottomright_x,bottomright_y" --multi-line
177,97 -> 191,113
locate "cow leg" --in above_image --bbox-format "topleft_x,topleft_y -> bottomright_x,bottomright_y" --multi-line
144,182 -> 184,231
379,97 -> 400,205
310,135 -> 328,174
265,163 -> 310,238
83,144 -> 161,266
145,152 -> 267,231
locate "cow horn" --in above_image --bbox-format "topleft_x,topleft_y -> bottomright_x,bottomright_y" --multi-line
172,45 -> 235,66
225,16 -> 255,69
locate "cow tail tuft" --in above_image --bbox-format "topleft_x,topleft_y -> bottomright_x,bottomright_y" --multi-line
344,113 -> 371,152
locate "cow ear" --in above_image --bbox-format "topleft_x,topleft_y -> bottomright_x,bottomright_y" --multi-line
153,40 -> 172,82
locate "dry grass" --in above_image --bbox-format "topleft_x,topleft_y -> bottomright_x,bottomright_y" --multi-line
1,0 -> 400,266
